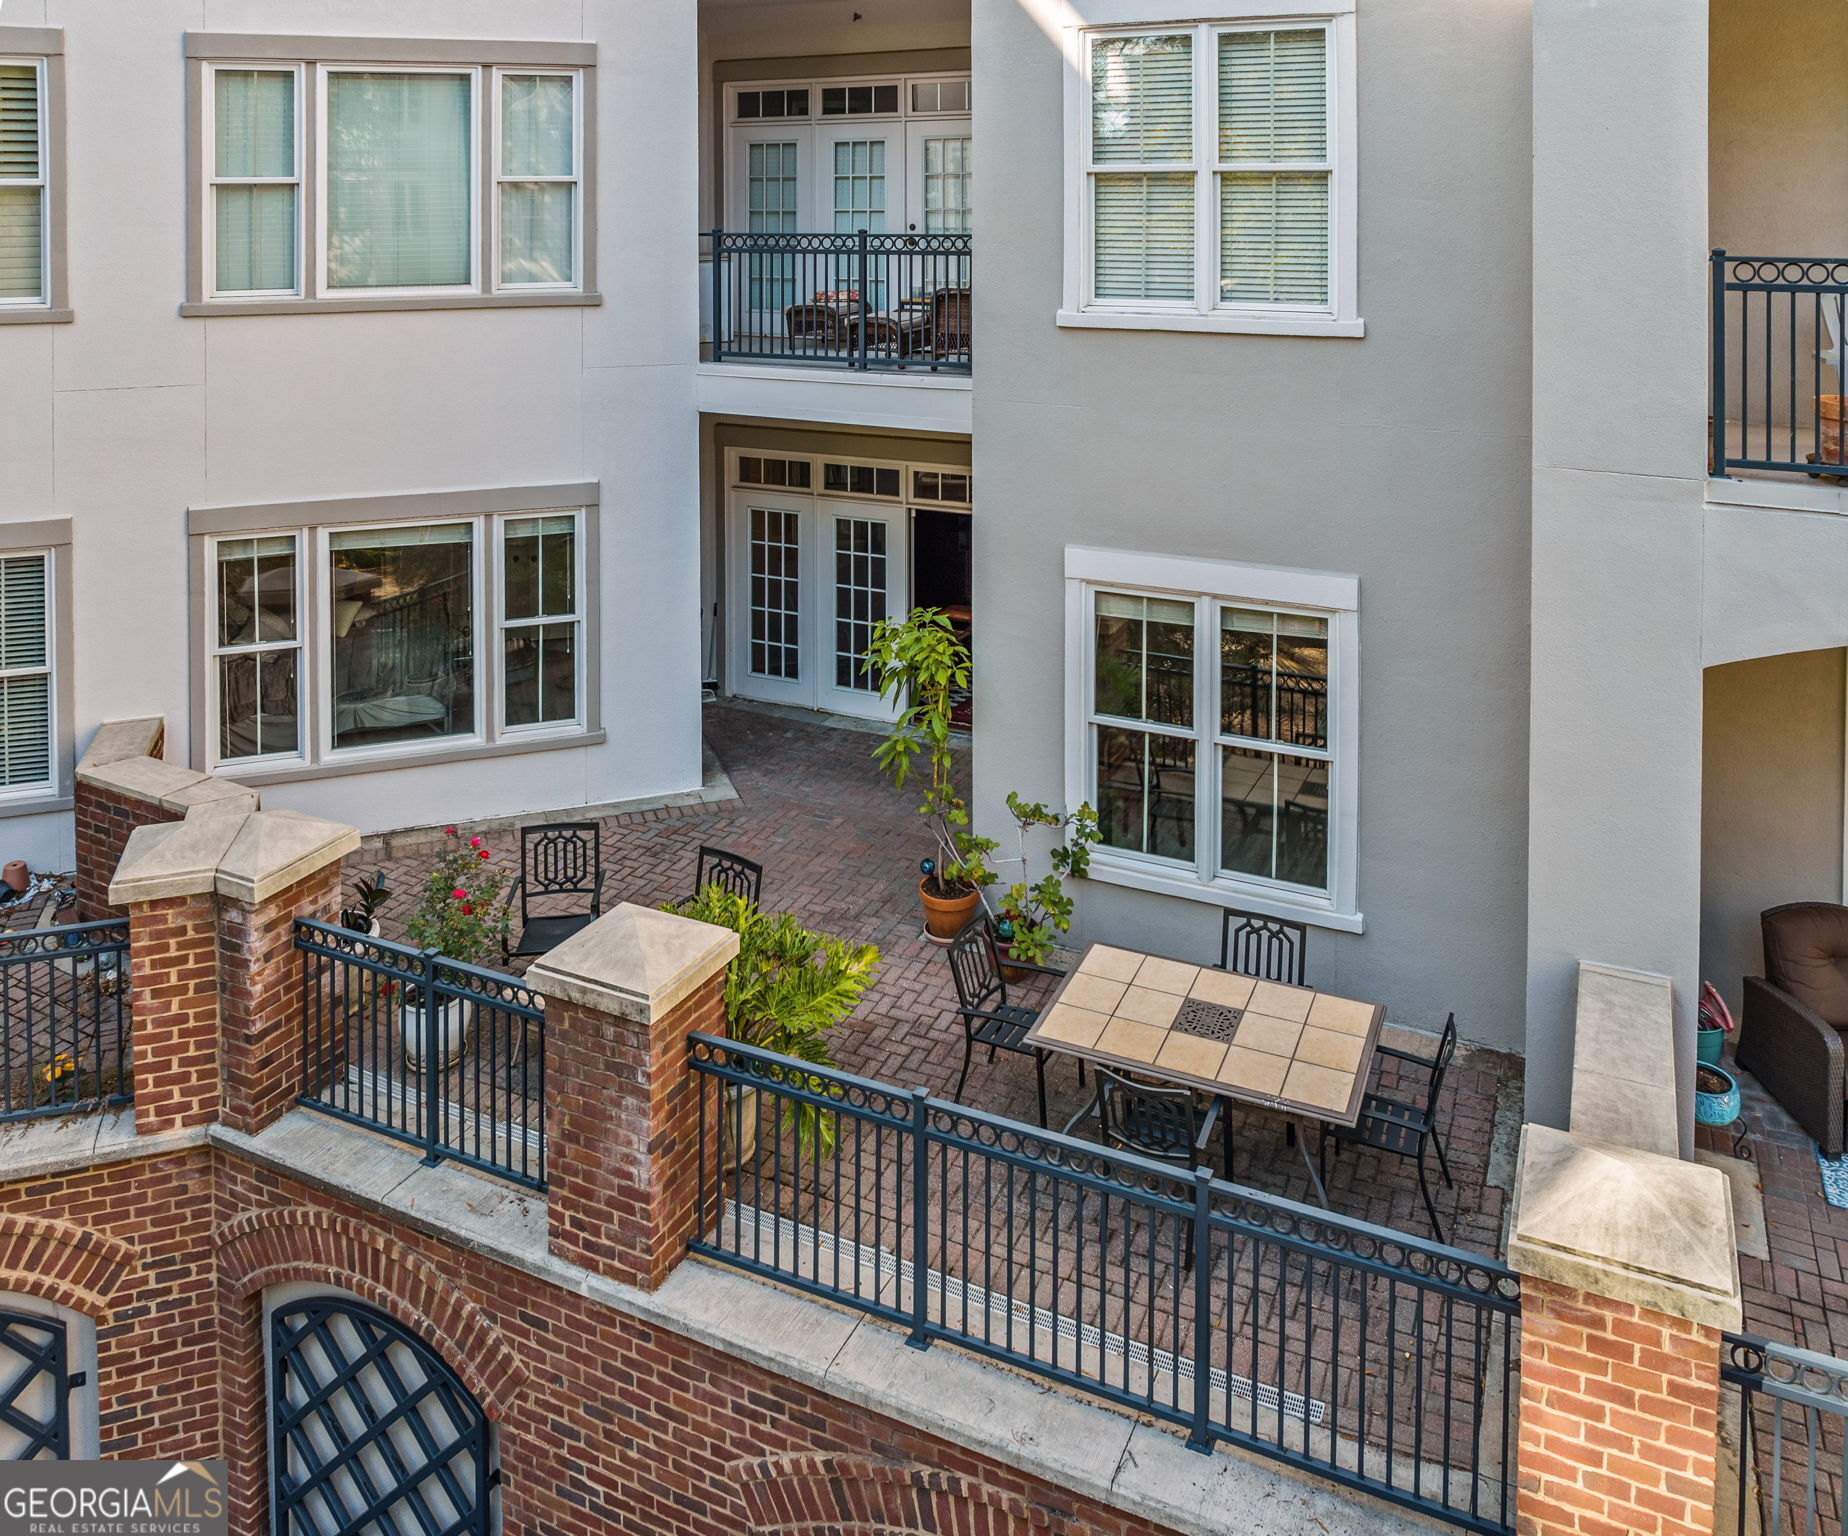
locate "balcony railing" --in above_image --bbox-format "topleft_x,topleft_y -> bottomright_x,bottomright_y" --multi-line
0,919 -> 130,1122
708,229 -> 971,373
1711,251 -> 1848,477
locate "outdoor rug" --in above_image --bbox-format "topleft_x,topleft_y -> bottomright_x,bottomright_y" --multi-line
1817,1145 -> 1848,1209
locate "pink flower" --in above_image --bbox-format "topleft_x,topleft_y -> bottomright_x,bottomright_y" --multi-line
452,887 -> 468,901
444,826 -> 457,836
462,904 -> 473,916
469,836 -> 483,849
477,850 -> 490,860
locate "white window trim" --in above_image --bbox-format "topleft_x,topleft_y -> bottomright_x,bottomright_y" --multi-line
0,548 -> 55,804
1058,7 -> 1361,339
0,55 -> 50,311
208,532 -> 308,772
491,67 -> 584,292
1062,545 -> 1362,932
204,63 -> 305,300
206,509 -> 588,775
492,513 -> 585,737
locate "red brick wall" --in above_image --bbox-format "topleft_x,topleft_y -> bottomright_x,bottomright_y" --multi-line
1517,1276 -> 1722,1536
75,776 -> 173,922
126,894 -> 221,1135
0,1149 -> 1182,1536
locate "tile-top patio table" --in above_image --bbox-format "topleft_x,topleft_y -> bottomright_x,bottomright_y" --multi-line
1022,942 -> 1386,1203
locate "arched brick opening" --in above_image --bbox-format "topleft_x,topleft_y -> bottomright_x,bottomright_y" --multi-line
732,1454 -> 1084,1536
0,1214 -> 138,1317
216,1206 -> 528,1418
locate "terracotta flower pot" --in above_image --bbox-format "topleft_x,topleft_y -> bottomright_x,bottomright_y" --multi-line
919,878 -> 981,945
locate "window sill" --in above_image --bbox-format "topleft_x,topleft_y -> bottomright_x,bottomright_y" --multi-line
1056,309 -> 1365,339
1084,852 -> 1364,934
0,793 -> 72,820
214,729 -> 606,787
0,308 -> 73,326
181,291 -> 602,319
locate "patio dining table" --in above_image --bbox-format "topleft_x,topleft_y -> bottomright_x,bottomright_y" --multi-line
1021,942 -> 1386,1205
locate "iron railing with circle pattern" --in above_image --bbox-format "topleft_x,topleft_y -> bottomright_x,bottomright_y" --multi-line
0,919 -> 130,1124
1711,251 -> 1848,477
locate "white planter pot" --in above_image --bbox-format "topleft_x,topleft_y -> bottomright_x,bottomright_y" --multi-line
402,996 -> 472,1069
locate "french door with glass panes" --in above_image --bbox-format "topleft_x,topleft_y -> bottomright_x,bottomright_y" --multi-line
727,493 -> 908,720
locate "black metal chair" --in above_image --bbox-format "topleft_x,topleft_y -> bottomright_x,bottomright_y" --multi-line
1219,908 -> 1308,985
945,918 -> 1068,1127
1318,1013 -> 1458,1241
1095,1067 -> 1226,1177
690,846 -> 763,908
504,823 -> 604,958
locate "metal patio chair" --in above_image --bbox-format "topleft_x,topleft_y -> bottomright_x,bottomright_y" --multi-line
945,918 -> 1068,1128
1318,1013 -> 1459,1241
689,846 -> 764,908
1218,908 -> 1308,986
504,823 -> 605,959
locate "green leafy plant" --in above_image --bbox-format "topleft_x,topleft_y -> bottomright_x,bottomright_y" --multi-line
341,870 -> 392,933
992,794 -> 1101,966
405,828 -> 513,967
671,886 -> 879,1149
864,608 -> 997,896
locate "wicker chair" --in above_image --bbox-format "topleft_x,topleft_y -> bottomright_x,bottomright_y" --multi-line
929,287 -> 970,363
1736,903 -> 1848,1157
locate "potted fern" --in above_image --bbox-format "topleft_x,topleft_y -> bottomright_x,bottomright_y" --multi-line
401,830 -> 513,1068
864,608 -> 997,941
672,886 -> 878,1158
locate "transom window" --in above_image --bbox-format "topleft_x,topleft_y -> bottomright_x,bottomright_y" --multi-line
0,58 -> 49,309
208,510 -> 585,770
1067,549 -> 1358,924
1064,15 -> 1359,336
194,43 -> 588,308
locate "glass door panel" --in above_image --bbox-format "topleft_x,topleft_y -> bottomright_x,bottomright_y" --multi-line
727,492 -> 811,709
819,502 -> 907,720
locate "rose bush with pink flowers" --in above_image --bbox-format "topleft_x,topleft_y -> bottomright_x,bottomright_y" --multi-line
405,829 -> 514,966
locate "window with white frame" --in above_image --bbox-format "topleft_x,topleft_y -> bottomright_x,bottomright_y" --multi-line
208,510 -> 585,770
200,54 -> 584,303
1068,549 -> 1357,922
0,552 -> 53,798
1067,17 -> 1356,334
0,58 -> 48,307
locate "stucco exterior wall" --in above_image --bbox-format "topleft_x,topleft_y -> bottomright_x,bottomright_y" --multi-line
1701,648 -> 1846,1017
969,0 -> 1533,1048
0,0 -> 704,869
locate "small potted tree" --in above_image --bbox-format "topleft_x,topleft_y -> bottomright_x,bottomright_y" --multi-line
865,608 -> 997,942
992,793 -> 1100,972
401,830 -> 513,1067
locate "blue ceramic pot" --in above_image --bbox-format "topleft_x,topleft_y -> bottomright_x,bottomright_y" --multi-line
1694,1063 -> 1741,1127
1696,1025 -> 1725,1067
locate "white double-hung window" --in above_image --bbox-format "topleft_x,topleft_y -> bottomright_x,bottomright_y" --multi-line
1063,12 -> 1359,336
1066,548 -> 1360,928
0,58 -> 48,308
191,36 -> 591,311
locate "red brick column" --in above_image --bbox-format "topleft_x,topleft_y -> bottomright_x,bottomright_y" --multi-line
219,860 -> 345,1135
1517,1277 -> 1722,1536
125,893 -> 222,1135
531,904 -> 738,1291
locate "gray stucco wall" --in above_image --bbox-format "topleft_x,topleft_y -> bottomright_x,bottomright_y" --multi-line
970,0 -> 1534,1049
1701,648 -> 1846,1017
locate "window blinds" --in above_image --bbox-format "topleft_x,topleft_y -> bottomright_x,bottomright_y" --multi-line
1094,174 -> 1193,302
214,70 -> 296,293
499,75 -> 573,286
326,71 -> 472,289
1091,35 -> 1192,162
1089,36 -> 1193,305
1217,30 -> 1330,306
0,555 -> 51,789
0,64 -> 42,302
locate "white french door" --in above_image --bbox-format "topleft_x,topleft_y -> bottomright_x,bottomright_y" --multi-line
727,493 -> 908,721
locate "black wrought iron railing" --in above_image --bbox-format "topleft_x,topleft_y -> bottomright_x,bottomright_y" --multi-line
1711,251 -> 1848,477
0,919 -> 130,1123
707,229 -> 972,372
688,1037 -> 1521,1534
1722,1331 -> 1848,1534
294,919 -> 546,1189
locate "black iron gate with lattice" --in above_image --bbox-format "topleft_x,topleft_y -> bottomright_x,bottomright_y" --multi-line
0,1307 -> 71,1460
270,1298 -> 493,1536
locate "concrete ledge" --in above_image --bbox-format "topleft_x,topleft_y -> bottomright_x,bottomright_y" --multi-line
1568,962 -> 1679,1158
217,810 -> 360,905
0,1108 -> 209,1181
108,814 -> 248,905
77,718 -> 164,771
75,753 -> 208,804
528,903 -> 739,1022
1508,1124 -> 1742,1331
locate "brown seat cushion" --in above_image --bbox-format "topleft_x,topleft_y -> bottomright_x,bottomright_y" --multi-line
1763,903 -> 1848,1028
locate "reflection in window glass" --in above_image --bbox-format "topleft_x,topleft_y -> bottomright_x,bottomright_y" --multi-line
1221,746 -> 1328,888
1096,724 -> 1194,861
502,515 -> 577,727
215,536 -> 300,761
1094,592 -> 1193,727
330,525 -> 474,749
1220,607 -> 1327,748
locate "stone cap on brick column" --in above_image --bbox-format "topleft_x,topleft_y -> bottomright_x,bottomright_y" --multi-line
109,808 -> 358,907
528,903 -> 740,1022
1569,962 -> 1678,1158
76,752 -> 260,819
1508,1123 -> 1743,1331
77,717 -> 165,770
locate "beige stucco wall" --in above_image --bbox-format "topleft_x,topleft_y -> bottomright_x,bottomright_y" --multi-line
1701,648 -> 1846,1016
1710,0 -> 1848,256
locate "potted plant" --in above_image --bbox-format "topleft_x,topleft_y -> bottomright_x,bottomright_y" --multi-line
1694,1062 -> 1742,1129
340,870 -> 392,937
991,793 -> 1100,971
1696,981 -> 1734,1068
401,829 -> 513,1068
864,608 -> 998,942
672,886 -> 878,1160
